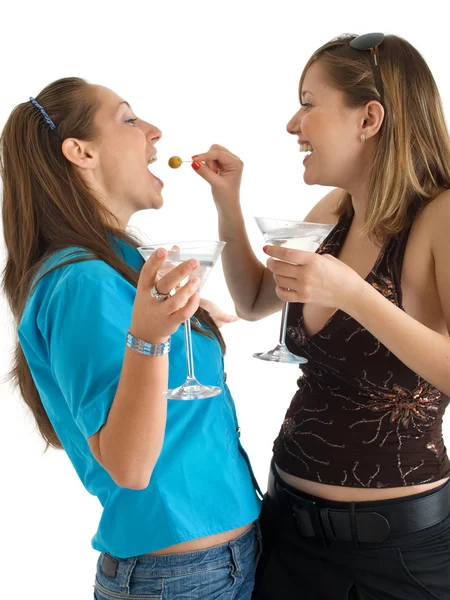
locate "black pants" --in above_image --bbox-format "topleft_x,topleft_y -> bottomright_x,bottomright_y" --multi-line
253,465 -> 450,599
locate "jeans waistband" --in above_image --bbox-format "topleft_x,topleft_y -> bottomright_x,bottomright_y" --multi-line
100,522 -> 259,580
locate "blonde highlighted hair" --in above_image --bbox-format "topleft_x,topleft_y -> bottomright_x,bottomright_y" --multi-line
300,34 -> 450,242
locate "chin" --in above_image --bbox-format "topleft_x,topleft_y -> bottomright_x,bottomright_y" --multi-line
152,194 -> 164,210
142,191 -> 164,210
132,197 -> 163,215
303,171 -> 336,188
303,171 -> 318,186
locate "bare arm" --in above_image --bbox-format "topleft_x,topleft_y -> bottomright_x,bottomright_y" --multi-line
265,191 -> 450,395
216,204 -> 279,321
193,145 -> 342,321
88,349 -> 169,490
347,279 -> 450,396
88,253 -> 201,490
346,193 -> 450,395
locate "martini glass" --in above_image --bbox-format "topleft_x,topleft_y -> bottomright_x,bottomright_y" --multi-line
138,241 -> 226,400
253,218 -> 334,364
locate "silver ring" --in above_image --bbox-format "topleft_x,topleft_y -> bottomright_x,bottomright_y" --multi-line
151,284 -> 170,302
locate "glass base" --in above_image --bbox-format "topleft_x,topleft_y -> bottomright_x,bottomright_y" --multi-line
253,344 -> 308,364
164,377 -> 222,400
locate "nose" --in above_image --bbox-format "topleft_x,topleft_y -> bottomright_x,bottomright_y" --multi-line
145,122 -> 162,144
286,109 -> 302,135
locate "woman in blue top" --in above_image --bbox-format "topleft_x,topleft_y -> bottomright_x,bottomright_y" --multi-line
1,77 -> 261,599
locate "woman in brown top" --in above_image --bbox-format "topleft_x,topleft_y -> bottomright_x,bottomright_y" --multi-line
193,33 -> 450,599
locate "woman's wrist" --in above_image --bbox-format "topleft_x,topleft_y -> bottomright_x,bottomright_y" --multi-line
212,191 -> 241,212
128,327 -> 170,346
342,276 -> 378,320
215,200 -> 244,224
126,331 -> 171,357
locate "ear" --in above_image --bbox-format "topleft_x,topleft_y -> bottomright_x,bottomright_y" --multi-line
61,137 -> 97,170
360,100 -> 384,141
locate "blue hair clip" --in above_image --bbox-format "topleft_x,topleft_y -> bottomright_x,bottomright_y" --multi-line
29,97 -> 57,131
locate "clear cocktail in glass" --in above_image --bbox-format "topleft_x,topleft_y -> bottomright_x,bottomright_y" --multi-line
138,241 -> 226,400
254,218 -> 334,364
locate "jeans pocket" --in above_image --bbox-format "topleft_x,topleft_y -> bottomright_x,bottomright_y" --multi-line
94,577 -> 162,599
162,562 -> 236,599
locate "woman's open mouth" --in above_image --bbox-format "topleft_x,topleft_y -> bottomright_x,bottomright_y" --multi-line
147,153 -> 164,188
299,142 -> 313,164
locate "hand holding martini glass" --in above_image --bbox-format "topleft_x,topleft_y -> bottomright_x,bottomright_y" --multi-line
138,241 -> 225,400
253,217 -> 334,364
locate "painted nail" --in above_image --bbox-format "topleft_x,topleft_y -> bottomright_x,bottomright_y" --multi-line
192,161 -> 201,171
263,246 -> 268,253
192,154 -> 199,158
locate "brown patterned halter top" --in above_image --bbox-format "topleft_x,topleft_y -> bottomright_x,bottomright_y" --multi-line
274,211 -> 450,488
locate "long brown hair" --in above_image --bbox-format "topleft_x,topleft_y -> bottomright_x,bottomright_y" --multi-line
300,34 -> 450,242
1,77 -> 225,450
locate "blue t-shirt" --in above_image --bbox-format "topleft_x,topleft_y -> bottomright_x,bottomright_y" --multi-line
18,240 -> 261,558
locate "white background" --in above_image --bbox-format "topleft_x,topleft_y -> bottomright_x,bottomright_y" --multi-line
1,1 -> 449,598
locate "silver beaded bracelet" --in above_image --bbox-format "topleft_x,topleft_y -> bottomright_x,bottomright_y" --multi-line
126,331 -> 171,356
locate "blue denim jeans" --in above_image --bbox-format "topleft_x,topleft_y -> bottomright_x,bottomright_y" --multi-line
94,523 -> 262,599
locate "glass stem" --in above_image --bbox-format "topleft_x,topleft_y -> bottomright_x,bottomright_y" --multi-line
184,319 -> 196,380
279,302 -> 289,346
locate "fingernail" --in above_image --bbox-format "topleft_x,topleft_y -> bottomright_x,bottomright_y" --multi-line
192,161 -> 201,171
189,259 -> 199,268
263,246 -> 268,253
192,155 -> 199,158
191,277 -> 201,287
156,248 -> 165,258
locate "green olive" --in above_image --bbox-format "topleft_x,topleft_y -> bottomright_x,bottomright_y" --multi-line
168,156 -> 182,169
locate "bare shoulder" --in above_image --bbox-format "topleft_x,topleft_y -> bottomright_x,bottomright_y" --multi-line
415,189 -> 450,248
421,188 -> 450,216
423,189 -> 450,330
303,188 -> 343,225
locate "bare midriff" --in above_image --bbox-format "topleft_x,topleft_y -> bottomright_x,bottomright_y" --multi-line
146,522 -> 253,555
276,465 -> 449,502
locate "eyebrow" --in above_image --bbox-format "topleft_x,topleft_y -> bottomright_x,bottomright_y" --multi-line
116,100 -> 132,112
301,90 -> 316,98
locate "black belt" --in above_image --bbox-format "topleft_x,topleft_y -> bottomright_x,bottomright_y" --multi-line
267,463 -> 450,545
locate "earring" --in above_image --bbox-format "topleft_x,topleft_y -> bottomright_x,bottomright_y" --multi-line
360,133 -> 367,144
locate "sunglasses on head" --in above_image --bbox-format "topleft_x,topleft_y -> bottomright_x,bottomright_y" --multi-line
349,32 -> 385,105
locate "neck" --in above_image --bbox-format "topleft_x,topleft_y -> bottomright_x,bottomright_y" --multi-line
83,174 -> 132,232
346,179 -> 369,229
101,209 -> 129,231
96,191 -> 131,231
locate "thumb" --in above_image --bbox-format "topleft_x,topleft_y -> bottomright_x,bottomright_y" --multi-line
137,248 -> 167,291
222,314 -> 239,324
